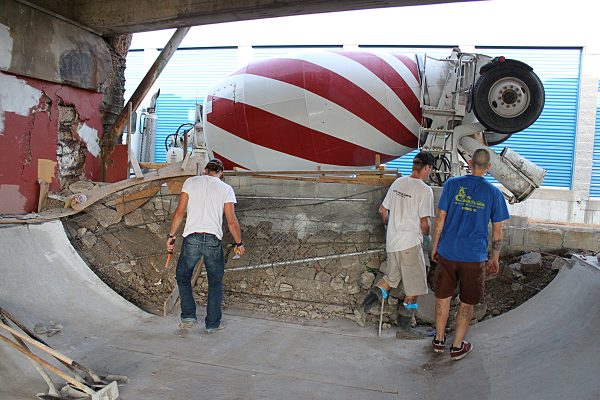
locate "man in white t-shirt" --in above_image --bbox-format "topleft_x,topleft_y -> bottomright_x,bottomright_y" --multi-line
354,151 -> 435,339
167,159 -> 245,333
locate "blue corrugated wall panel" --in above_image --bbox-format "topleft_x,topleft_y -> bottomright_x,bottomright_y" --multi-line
589,82 -> 600,197
478,48 -> 581,188
152,48 -> 239,162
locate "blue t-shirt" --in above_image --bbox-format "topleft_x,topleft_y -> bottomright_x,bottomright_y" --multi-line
437,175 -> 510,262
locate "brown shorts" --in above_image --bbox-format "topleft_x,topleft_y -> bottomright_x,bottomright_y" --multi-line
434,255 -> 485,305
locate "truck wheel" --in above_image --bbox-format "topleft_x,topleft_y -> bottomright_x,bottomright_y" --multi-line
473,61 -> 544,135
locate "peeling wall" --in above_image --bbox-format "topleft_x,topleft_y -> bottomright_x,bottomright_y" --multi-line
0,1 -> 111,90
0,71 -> 103,214
0,1 -> 128,214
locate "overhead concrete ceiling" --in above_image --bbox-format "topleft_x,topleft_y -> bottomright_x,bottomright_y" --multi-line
22,0 -> 482,36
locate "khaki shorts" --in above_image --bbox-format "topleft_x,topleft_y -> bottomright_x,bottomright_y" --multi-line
381,244 -> 428,297
434,255 -> 485,305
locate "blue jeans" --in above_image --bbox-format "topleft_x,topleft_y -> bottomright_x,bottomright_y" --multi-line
176,233 -> 224,329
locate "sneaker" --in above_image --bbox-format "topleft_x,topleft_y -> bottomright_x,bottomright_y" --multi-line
178,320 -> 197,330
205,323 -> 225,333
432,336 -> 446,353
450,341 -> 473,361
353,309 -> 367,327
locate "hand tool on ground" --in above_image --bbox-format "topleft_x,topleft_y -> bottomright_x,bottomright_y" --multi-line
0,307 -> 127,399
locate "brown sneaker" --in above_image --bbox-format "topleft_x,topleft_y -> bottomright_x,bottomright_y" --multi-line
450,341 -> 473,361
432,336 -> 446,353
178,320 -> 197,330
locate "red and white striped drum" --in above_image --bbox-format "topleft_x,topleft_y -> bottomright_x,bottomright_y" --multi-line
203,51 -> 423,170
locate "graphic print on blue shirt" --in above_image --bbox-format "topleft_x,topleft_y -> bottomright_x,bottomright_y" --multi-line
437,175 -> 510,262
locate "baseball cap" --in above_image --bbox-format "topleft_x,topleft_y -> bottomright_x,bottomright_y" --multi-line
413,151 -> 435,166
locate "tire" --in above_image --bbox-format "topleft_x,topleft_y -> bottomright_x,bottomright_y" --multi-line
472,61 -> 544,135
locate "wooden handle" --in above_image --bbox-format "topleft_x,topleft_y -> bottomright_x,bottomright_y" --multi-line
0,321 -> 76,365
0,332 -> 94,395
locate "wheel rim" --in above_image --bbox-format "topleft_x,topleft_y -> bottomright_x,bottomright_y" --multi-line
487,77 -> 531,118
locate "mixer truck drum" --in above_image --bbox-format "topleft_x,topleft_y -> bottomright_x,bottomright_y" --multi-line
472,58 -> 544,137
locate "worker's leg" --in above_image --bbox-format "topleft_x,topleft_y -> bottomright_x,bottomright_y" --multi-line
452,261 -> 485,348
353,252 -> 400,326
203,234 -> 225,330
176,234 -> 203,322
432,255 -> 459,349
452,302 -> 473,348
396,245 -> 428,339
434,297 -> 451,343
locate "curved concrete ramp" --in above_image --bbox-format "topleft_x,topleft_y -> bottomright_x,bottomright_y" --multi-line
1,221 -> 599,400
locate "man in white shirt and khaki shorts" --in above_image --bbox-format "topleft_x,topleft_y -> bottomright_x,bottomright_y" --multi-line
354,151 -> 435,339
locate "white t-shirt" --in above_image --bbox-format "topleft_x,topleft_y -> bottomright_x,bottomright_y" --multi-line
181,175 -> 237,240
381,176 -> 434,252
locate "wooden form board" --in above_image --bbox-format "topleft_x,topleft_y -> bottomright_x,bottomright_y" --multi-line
163,259 -> 204,316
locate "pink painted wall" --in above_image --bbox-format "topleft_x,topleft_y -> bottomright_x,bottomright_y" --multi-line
0,72 -> 103,214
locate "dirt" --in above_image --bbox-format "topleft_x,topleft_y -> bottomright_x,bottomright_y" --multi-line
65,206 -> 568,326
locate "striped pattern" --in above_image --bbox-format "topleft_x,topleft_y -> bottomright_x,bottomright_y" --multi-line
204,50 -> 422,170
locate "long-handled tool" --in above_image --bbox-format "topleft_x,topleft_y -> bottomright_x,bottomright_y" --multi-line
0,307 -> 127,399
377,287 -> 388,338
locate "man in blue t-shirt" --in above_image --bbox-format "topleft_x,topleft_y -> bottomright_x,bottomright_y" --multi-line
431,148 -> 510,361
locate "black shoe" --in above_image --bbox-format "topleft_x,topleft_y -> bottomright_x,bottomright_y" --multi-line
353,287 -> 383,326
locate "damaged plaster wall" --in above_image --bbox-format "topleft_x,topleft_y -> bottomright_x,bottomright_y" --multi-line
0,71 -> 104,213
0,1 -> 119,214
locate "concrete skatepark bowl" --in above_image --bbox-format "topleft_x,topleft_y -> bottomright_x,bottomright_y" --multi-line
1,221 -> 599,399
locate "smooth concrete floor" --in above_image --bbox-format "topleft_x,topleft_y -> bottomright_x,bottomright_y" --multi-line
1,221 -> 599,400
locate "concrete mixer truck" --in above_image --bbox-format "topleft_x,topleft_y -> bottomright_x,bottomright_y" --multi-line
191,48 -> 546,203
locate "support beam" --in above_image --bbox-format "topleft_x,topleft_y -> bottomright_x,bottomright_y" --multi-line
23,0 -> 484,35
102,27 -> 189,179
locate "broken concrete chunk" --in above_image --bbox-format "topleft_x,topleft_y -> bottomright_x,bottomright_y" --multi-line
473,303 -> 488,321
550,257 -> 572,271
360,271 -> 375,289
80,232 -> 97,248
102,233 -> 120,248
315,271 -> 332,282
147,223 -> 162,234
347,284 -> 361,295
76,228 -> 87,237
113,262 -> 132,273
520,252 -> 542,273
89,204 -> 122,228
124,209 -> 145,227
75,213 -> 98,229
34,322 -> 63,337
502,263 -> 525,280
330,276 -> 345,290
279,283 -> 293,292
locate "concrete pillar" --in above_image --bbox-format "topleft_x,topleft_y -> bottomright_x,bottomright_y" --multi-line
572,48 -> 600,222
